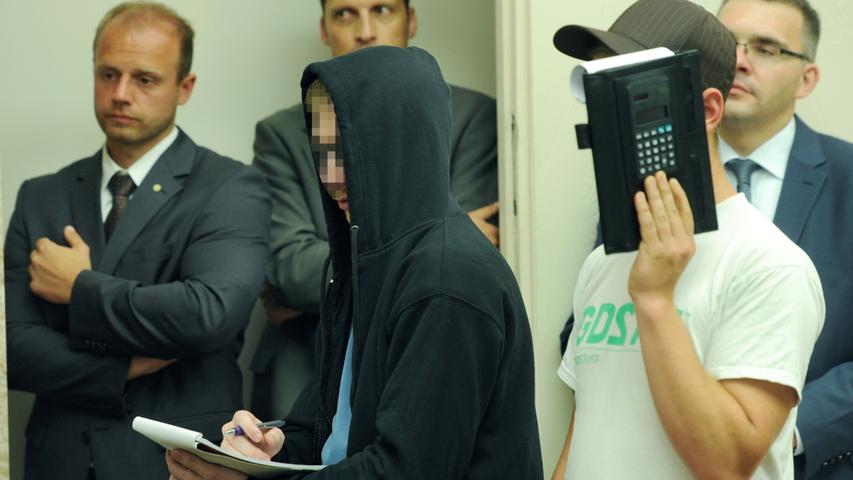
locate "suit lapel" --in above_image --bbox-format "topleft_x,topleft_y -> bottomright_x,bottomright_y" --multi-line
71,154 -> 107,267
774,117 -> 827,243
98,130 -> 196,274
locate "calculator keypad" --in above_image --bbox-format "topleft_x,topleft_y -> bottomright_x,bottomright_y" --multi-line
634,124 -> 676,176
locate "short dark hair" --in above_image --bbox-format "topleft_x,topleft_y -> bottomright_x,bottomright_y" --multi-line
720,0 -> 820,60
320,0 -> 411,11
93,1 -> 195,81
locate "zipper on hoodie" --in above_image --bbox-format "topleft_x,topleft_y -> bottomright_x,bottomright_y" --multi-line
311,223 -> 360,463
349,224 -> 361,384
313,254 -> 334,463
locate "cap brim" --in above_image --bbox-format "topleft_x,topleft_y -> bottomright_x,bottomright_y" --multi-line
554,25 -> 646,60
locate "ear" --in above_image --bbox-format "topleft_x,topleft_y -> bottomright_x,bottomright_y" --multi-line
795,63 -> 820,100
320,16 -> 330,46
703,87 -> 725,133
177,73 -> 197,105
407,7 -> 418,40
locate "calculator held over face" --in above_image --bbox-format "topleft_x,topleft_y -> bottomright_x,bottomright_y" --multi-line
573,49 -> 718,254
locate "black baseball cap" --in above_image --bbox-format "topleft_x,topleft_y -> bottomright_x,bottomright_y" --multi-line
553,0 -> 736,97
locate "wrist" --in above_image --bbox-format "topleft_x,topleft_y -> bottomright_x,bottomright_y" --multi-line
630,294 -> 674,319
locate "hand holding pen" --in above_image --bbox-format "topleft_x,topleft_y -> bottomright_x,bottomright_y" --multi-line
224,419 -> 287,437
219,410 -> 286,461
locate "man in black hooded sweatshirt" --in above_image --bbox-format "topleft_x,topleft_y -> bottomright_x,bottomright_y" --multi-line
165,46 -> 542,480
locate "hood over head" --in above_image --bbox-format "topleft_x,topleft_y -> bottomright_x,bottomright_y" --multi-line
301,46 -> 457,270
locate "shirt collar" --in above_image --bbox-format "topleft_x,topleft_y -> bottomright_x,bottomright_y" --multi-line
101,126 -> 179,190
720,118 -> 796,180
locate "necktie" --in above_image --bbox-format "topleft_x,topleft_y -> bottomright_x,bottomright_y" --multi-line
105,173 -> 136,241
726,158 -> 760,202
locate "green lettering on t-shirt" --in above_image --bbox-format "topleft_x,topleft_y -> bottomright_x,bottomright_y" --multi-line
576,302 -> 690,350
576,305 -> 596,345
608,303 -> 634,346
586,303 -> 615,345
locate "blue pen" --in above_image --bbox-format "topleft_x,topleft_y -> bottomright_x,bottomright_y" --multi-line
224,419 -> 287,437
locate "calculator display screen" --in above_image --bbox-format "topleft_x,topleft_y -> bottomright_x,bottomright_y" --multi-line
636,105 -> 668,125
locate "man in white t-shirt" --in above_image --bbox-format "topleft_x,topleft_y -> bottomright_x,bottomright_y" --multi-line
551,0 -> 824,479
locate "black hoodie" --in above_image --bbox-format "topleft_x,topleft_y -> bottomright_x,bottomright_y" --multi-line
277,46 -> 542,479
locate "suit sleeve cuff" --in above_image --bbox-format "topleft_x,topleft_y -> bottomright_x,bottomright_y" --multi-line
68,269 -> 113,348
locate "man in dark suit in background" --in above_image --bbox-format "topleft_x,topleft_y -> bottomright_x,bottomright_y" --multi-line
249,0 -> 499,421
4,2 -> 270,479
717,1 -> 853,478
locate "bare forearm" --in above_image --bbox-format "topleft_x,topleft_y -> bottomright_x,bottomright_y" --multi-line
636,300 -> 761,479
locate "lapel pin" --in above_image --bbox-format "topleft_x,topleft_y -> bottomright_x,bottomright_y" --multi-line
153,184 -> 163,193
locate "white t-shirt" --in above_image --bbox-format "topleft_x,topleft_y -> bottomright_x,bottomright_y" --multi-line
559,194 -> 824,480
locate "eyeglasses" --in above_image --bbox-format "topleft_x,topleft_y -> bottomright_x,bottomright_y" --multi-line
736,41 -> 811,63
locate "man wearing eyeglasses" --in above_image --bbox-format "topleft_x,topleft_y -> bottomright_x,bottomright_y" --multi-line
717,1 -> 853,479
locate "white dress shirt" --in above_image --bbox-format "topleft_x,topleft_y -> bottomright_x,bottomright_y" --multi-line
720,118 -> 796,222
100,127 -> 178,222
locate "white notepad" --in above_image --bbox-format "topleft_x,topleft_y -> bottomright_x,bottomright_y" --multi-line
132,416 -> 325,478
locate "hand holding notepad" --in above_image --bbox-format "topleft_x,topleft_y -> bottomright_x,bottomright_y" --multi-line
133,416 -> 324,478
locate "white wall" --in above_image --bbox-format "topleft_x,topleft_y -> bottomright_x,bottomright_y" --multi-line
0,2 -> 495,478
498,1 -> 600,472
505,0 -> 853,474
792,0 -> 853,136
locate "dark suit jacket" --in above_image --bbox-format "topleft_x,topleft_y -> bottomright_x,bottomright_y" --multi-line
5,130 -> 270,480
783,118 -> 853,480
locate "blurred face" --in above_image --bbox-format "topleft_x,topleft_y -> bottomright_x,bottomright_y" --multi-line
320,0 -> 417,57
718,0 -> 817,127
94,17 -> 195,157
307,80 -> 349,220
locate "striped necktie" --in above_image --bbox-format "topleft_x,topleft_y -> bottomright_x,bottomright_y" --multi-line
104,173 -> 136,241
726,158 -> 760,202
